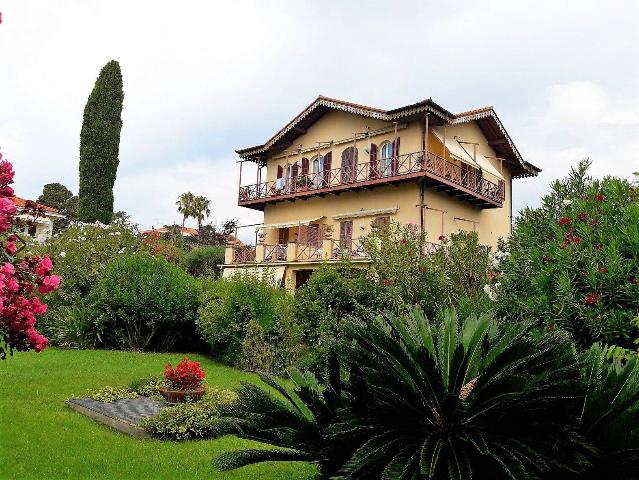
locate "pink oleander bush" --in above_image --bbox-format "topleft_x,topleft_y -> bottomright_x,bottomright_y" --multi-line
0,153 -> 60,358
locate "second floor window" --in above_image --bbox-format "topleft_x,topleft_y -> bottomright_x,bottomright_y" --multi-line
380,142 -> 393,177
311,155 -> 324,188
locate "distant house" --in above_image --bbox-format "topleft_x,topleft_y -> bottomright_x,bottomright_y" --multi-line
12,196 -> 65,243
142,226 -> 199,237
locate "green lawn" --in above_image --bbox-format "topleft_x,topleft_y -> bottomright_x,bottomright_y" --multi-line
0,348 -> 317,480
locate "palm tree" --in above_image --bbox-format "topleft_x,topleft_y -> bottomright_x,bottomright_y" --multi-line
191,195 -> 211,231
175,192 -> 195,228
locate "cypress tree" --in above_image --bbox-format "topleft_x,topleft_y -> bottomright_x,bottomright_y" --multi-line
78,60 -> 124,223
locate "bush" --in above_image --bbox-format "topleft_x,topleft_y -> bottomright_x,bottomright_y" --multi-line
142,387 -> 238,440
495,161 -> 639,348
292,264 -> 382,376
361,222 -> 493,318
87,253 -> 200,350
32,222 -> 146,344
197,273 -> 295,370
181,246 -> 225,278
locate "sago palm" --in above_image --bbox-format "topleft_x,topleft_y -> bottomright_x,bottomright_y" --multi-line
550,344 -> 639,480
330,307 -> 584,480
212,360 -> 351,477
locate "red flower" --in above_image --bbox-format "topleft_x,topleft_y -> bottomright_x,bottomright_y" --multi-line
438,235 -> 446,241
595,193 -> 605,202
631,276 -> 638,285
585,293 -> 599,305
581,271 -> 589,277
597,267 -> 608,273
577,212 -> 587,221
559,217 -> 572,226
591,218 -> 598,225
164,356 -> 205,390
383,279 -> 392,286
572,236 -> 581,245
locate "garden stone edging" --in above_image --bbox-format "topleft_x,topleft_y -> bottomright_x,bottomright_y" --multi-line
67,396 -> 166,438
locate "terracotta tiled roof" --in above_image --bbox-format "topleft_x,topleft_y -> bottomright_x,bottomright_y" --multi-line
142,227 -> 199,236
235,95 -> 539,178
11,196 -> 61,214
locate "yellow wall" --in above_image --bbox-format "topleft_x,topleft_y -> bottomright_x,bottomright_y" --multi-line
256,110 -> 513,250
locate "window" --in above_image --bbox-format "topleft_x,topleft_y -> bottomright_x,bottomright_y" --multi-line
371,216 -> 390,229
380,142 -> 393,177
311,155 -> 324,188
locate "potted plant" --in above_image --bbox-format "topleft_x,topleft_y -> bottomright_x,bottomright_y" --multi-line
159,356 -> 206,403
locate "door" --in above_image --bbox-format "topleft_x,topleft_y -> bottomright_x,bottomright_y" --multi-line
340,147 -> 357,183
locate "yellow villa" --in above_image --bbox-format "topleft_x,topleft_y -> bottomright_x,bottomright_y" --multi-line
223,95 -> 540,290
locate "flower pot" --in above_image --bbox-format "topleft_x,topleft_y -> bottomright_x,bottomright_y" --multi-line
159,386 -> 206,404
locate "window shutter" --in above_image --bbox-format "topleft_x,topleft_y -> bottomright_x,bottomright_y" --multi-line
298,225 -> 308,245
278,228 -> 288,245
323,151 -> 332,186
301,157 -> 309,176
392,137 -> 400,175
277,165 -> 283,179
339,220 -> 353,246
291,162 -> 298,177
369,143 -> 378,179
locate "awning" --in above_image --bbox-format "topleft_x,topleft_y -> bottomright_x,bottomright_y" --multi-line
256,216 -> 325,231
222,265 -> 286,286
432,128 -> 504,181
333,206 -> 398,220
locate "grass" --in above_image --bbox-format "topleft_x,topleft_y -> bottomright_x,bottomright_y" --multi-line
0,348 -> 318,480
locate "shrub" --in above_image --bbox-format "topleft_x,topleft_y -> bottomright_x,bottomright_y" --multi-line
86,386 -> 138,403
495,161 -> 639,348
292,264 -> 382,376
181,246 -> 225,278
33,222 -> 146,344
128,375 -> 165,398
142,387 -> 238,440
196,273 -> 293,367
87,253 -> 200,350
361,222 -> 493,318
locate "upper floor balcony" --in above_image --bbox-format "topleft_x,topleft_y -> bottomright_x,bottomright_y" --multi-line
238,150 -> 505,210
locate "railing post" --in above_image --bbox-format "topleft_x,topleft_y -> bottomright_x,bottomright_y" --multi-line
255,243 -> 265,263
287,241 -> 298,262
225,244 -> 235,264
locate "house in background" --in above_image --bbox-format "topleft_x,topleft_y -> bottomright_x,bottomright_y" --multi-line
224,95 -> 540,290
142,226 -> 199,237
13,196 -> 65,243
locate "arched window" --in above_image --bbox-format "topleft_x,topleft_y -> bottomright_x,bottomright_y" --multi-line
311,155 -> 324,188
380,142 -> 393,177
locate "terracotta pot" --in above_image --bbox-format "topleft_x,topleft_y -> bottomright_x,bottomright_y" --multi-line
159,386 -> 206,404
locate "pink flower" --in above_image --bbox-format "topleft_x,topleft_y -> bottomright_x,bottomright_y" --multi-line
585,293 -> 599,305
438,235 -> 446,241
35,256 -> 53,276
595,193 -> 605,202
5,240 -> 16,255
37,275 -> 60,294
559,217 -> 572,226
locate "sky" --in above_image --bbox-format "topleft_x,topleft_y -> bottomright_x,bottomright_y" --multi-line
1,0 -> 638,242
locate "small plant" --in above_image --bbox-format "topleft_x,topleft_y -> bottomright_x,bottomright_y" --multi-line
164,356 -> 205,391
86,386 -> 138,403
128,374 -> 166,398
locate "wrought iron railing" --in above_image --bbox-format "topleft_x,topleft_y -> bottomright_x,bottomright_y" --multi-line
330,238 -> 368,260
238,150 -> 505,205
264,243 -> 287,262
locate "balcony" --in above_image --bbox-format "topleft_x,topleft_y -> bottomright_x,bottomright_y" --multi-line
225,237 -> 443,266
238,150 -> 505,210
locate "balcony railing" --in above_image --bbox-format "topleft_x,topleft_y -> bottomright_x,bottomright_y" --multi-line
238,150 -> 505,207
296,243 -> 323,261
264,243 -> 287,262
330,238 -> 368,260
233,246 -> 255,264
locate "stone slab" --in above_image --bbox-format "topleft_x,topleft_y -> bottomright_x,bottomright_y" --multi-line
68,396 -> 166,438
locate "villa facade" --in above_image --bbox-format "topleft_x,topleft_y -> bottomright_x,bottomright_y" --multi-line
223,96 -> 540,290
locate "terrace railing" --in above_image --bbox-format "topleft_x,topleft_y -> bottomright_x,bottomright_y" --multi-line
330,238 -> 368,260
264,243 -> 287,262
296,243 -> 323,261
238,150 -> 505,206
233,246 -> 255,264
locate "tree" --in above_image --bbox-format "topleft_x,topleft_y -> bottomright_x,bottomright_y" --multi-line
176,192 -> 195,228
192,195 -> 211,231
78,60 -> 124,224
37,182 -> 79,232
